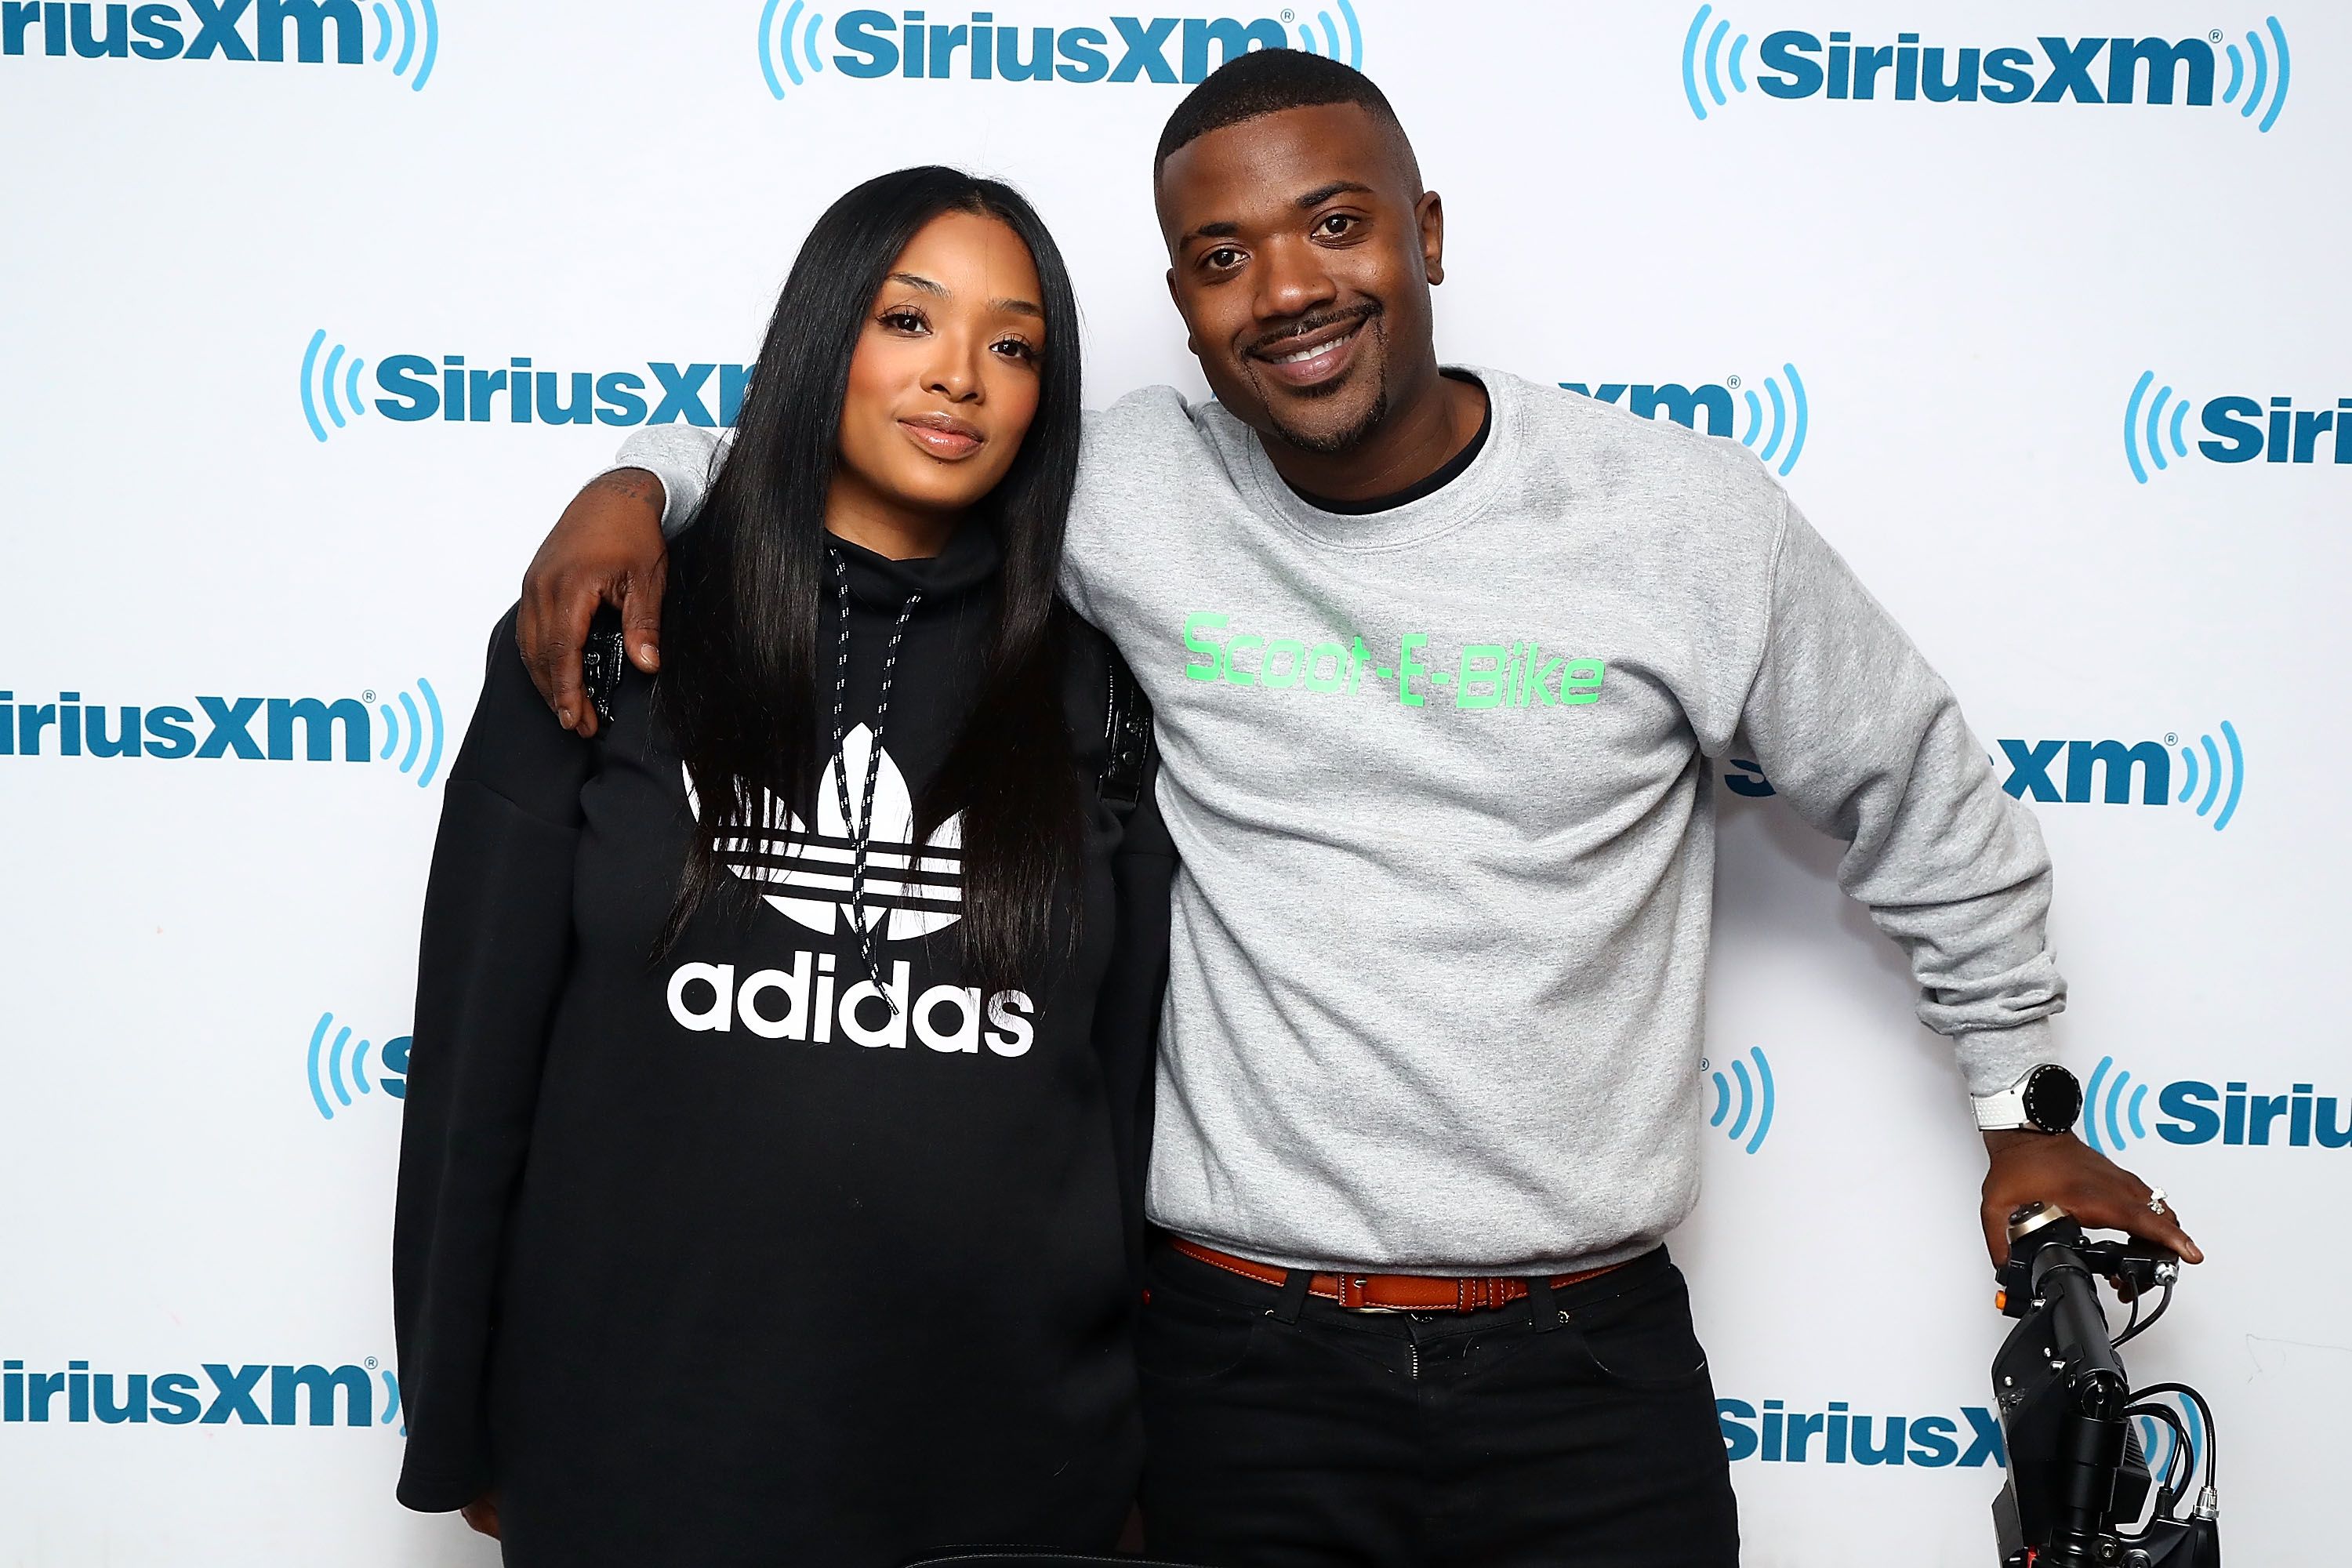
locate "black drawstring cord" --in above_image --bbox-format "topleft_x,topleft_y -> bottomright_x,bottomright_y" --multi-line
829,547 -> 920,1014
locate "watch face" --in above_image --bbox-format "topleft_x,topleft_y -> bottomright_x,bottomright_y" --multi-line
2024,1065 -> 2084,1134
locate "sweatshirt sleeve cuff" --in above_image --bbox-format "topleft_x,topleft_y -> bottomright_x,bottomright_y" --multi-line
1951,1018 -> 2060,1099
601,424 -> 724,538
397,1461 -> 490,1515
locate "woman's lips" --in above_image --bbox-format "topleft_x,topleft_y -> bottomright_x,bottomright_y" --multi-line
900,413 -> 985,459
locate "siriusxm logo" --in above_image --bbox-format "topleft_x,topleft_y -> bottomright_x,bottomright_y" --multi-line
2124,372 -> 2349,482
2082,1054 -> 2352,1154
306,1011 -> 408,1121
1702,1047 -> 1776,1153
3,1357 -> 400,1428
1682,9 -> 2292,133
2,0 -> 437,87
755,0 -> 1360,100
1725,722 -> 2247,833
1719,1396 -> 2005,1468
300,332 -> 749,442
1997,724 -> 2245,833
1562,365 -> 1809,476
0,681 -> 444,787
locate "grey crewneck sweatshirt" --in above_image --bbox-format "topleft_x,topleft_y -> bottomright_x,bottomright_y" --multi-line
610,368 -> 2063,1273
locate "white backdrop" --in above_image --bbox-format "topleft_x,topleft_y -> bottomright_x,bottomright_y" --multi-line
2,3 -> 2345,1563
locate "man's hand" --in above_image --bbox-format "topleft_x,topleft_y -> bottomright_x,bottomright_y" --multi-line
1980,1129 -> 2204,1269
459,1492 -> 502,1540
518,468 -> 671,737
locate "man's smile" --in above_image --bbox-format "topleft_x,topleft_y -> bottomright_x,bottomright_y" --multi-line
1246,308 -> 1378,390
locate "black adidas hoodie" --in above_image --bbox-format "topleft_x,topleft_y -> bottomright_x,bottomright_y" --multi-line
391,523 -> 1173,1566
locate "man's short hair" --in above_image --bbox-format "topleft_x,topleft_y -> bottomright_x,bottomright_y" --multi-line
1153,49 -> 1411,180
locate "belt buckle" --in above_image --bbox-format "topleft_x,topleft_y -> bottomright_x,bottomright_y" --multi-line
1337,1275 -> 1407,1314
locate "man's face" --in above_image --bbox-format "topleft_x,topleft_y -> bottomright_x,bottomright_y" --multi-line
1156,102 -> 1441,456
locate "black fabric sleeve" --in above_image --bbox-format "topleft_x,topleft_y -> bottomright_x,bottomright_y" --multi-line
1074,622 -> 1176,1288
391,606 -> 593,1512
1097,751 -> 1174,1286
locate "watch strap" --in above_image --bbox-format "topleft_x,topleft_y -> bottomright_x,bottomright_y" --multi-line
1973,1082 -> 2031,1131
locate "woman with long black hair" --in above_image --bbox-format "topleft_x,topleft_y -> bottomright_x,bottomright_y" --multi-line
391,168 -> 1171,1566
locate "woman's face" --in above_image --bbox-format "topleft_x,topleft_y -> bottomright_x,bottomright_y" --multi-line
832,209 -> 1047,532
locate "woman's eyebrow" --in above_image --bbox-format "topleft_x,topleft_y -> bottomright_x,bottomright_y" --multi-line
888,272 -> 1039,318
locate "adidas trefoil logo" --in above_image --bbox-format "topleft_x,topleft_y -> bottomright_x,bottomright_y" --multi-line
683,725 -> 963,942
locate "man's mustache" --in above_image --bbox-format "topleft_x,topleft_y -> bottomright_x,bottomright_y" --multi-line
1243,300 -> 1383,358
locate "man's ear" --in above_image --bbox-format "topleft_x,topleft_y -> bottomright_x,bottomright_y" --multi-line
1416,190 -> 1446,287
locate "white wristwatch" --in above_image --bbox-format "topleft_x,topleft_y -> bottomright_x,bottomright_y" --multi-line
1973,1064 -> 2083,1134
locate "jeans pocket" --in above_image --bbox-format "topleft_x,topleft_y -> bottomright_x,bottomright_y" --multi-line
1563,1268 -> 1712,1390
1136,1284 -> 1262,1385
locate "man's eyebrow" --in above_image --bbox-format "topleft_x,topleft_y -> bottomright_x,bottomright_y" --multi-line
1180,182 -> 1376,245
1297,180 -> 1374,208
886,271 -> 947,295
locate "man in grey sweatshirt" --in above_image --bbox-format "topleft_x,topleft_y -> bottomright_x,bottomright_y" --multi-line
510,50 -> 2194,1568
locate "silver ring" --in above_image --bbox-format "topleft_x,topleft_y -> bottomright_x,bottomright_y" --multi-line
2146,1186 -> 2169,1216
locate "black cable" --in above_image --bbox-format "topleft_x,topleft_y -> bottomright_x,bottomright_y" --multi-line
2109,1278 -> 2145,1346
2129,1381 -> 2218,1492
2116,1278 -> 2172,1345
2120,1402 -> 2193,1526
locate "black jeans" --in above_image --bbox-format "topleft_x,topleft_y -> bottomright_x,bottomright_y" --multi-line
1137,1240 -> 1739,1568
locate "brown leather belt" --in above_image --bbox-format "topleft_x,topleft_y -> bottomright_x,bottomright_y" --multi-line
1171,1236 -> 1628,1314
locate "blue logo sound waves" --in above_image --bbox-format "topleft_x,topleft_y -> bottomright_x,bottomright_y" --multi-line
1284,0 -> 1360,67
1704,1047 -> 1776,1153
1682,5 -> 1751,120
307,1011 -> 410,1121
1737,365 -> 1808,476
2122,371 -> 2192,483
2172,721 -> 2246,833
299,330 -> 368,444
2221,16 -> 2292,134
372,679 -> 445,789
2,0 -> 437,86
759,0 -> 828,97
2082,1054 -> 2150,1155
1682,13 -> 2289,130
366,0 -> 438,89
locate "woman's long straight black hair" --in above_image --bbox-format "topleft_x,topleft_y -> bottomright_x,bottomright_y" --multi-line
656,167 -> 1086,996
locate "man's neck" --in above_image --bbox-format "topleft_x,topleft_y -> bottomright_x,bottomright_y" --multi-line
1255,364 -> 1488,505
